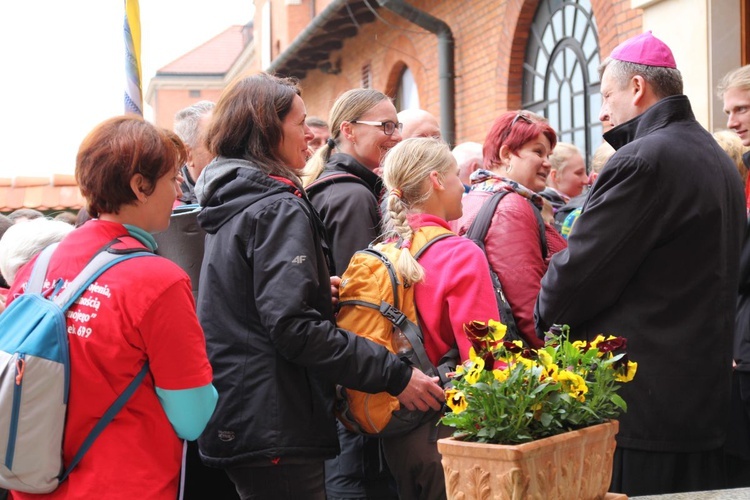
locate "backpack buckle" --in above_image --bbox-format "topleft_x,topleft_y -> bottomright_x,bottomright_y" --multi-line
379,303 -> 405,326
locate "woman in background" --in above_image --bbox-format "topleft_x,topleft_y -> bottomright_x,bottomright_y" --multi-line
452,111 -> 567,348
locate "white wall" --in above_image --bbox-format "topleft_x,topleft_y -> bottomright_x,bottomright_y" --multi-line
631,0 -> 742,130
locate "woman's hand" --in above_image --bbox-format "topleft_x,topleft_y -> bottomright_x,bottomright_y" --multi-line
330,276 -> 341,308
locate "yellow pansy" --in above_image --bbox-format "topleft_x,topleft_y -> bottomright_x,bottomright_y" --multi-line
515,355 -> 534,370
572,340 -> 587,351
493,368 -> 509,382
468,346 -> 479,361
558,370 -> 588,402
538,350 -> 554,368
488,319 -> 507,341
541,362 -> 558,382
615,361 -> 638,382
465,357 -> 485,385
445,388 -> 468,413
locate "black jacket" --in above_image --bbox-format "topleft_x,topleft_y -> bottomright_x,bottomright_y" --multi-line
735,218 -> 750,371
536,95 -> 746,452
306,154 -> 383,275
194,157 -> 411,467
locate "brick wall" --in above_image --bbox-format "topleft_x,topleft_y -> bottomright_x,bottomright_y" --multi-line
266,0 -> 643,145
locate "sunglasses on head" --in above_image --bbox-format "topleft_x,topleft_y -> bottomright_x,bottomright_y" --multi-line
510,112 -> 533,127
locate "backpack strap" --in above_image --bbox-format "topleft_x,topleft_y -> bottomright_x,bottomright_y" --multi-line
465,191 -> 549,346
383,230 -> 454,376
60,361 -> 150,482
305,172 -> 370,196
26,240 -> 155,483
465,190 -> 548,259
53,249 -> 154,310
25,243 -> 59,294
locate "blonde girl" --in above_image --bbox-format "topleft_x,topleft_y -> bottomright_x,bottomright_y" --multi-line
378,138 -> 499,500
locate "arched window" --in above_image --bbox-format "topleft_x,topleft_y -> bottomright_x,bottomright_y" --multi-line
396,66 -> 420,111
522,0 -> 601,165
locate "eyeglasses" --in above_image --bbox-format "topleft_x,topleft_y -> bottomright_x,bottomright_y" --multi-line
350,120 -> 403,136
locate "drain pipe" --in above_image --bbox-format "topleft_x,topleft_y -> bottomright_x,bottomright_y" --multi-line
376,0 -> 455,147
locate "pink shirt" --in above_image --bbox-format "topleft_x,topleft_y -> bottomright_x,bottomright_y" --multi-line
410,214 -> 500,365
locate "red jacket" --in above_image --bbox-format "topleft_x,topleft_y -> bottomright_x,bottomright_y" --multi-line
452,187 -> 567,347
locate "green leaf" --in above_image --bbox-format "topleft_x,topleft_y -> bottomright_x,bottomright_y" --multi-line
611,394 -> 627,411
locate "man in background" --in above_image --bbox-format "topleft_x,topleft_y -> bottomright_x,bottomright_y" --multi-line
174,101 -> 215,204
306,116 -> 330,153
718,63 -> 750,488
397,108 -> 441,140
451,141 -> 482,192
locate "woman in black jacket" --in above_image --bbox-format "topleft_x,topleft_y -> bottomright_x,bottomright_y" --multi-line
194,73 -> 443,500
303,88 -> 403,500
303,89 -> 403,275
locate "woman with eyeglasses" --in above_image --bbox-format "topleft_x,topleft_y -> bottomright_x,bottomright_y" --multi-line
304,89 -> 402,276
302,90 -> 403,498
194,74 -> 443,500
452,111 -> 567,348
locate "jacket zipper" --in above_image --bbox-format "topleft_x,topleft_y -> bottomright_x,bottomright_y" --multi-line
6,353 -> 25,469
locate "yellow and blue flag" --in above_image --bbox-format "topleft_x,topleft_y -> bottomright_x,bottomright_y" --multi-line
124,0 -> 142,115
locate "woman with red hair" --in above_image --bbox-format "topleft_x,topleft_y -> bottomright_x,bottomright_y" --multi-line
452,111 -> 567,347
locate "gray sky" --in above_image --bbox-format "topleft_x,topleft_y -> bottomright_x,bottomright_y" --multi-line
0,0 -> 253,178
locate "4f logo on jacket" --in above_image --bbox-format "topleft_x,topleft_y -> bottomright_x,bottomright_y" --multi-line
292,255 -> 307,264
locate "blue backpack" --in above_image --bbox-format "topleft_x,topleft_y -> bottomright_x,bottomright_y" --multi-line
0,241 -> 152,493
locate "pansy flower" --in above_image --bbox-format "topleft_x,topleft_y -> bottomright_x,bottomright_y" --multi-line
557,370 -> 588,402
445,388 -> 468,413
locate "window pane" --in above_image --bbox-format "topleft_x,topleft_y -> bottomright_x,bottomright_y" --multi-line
589,93 -> 601,124
563,81 -> 573,131
399,67 -> 420,110
523,0 -> 601,160
564,5 -> 576,37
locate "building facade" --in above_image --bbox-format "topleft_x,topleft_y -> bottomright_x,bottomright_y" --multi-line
146,23 -> 255,130
255,0 -> 750,165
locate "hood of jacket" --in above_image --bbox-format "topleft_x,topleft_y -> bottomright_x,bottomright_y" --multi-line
195,156 -> 298,235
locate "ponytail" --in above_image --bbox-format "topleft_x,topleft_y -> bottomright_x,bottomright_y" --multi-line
302,142 -> 333,187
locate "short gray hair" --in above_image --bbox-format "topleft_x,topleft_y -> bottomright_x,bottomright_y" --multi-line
306,116 -> 328,129
174,101 -> 215,148
0,217 -> 73,286
599,58 -> 683,99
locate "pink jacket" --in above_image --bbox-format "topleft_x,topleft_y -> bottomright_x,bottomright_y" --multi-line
410,214 -> 500,365
452,189 -> 567,347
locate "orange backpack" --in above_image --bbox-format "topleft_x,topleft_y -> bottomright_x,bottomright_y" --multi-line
334,226 -> 457,437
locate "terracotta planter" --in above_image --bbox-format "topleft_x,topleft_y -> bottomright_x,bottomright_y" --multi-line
437,420 -> 623,500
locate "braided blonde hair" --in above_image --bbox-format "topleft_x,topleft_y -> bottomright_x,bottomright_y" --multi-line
381,137 -> 454,284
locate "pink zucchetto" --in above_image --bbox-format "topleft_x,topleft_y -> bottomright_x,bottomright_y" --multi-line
610,31 -> 676,69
